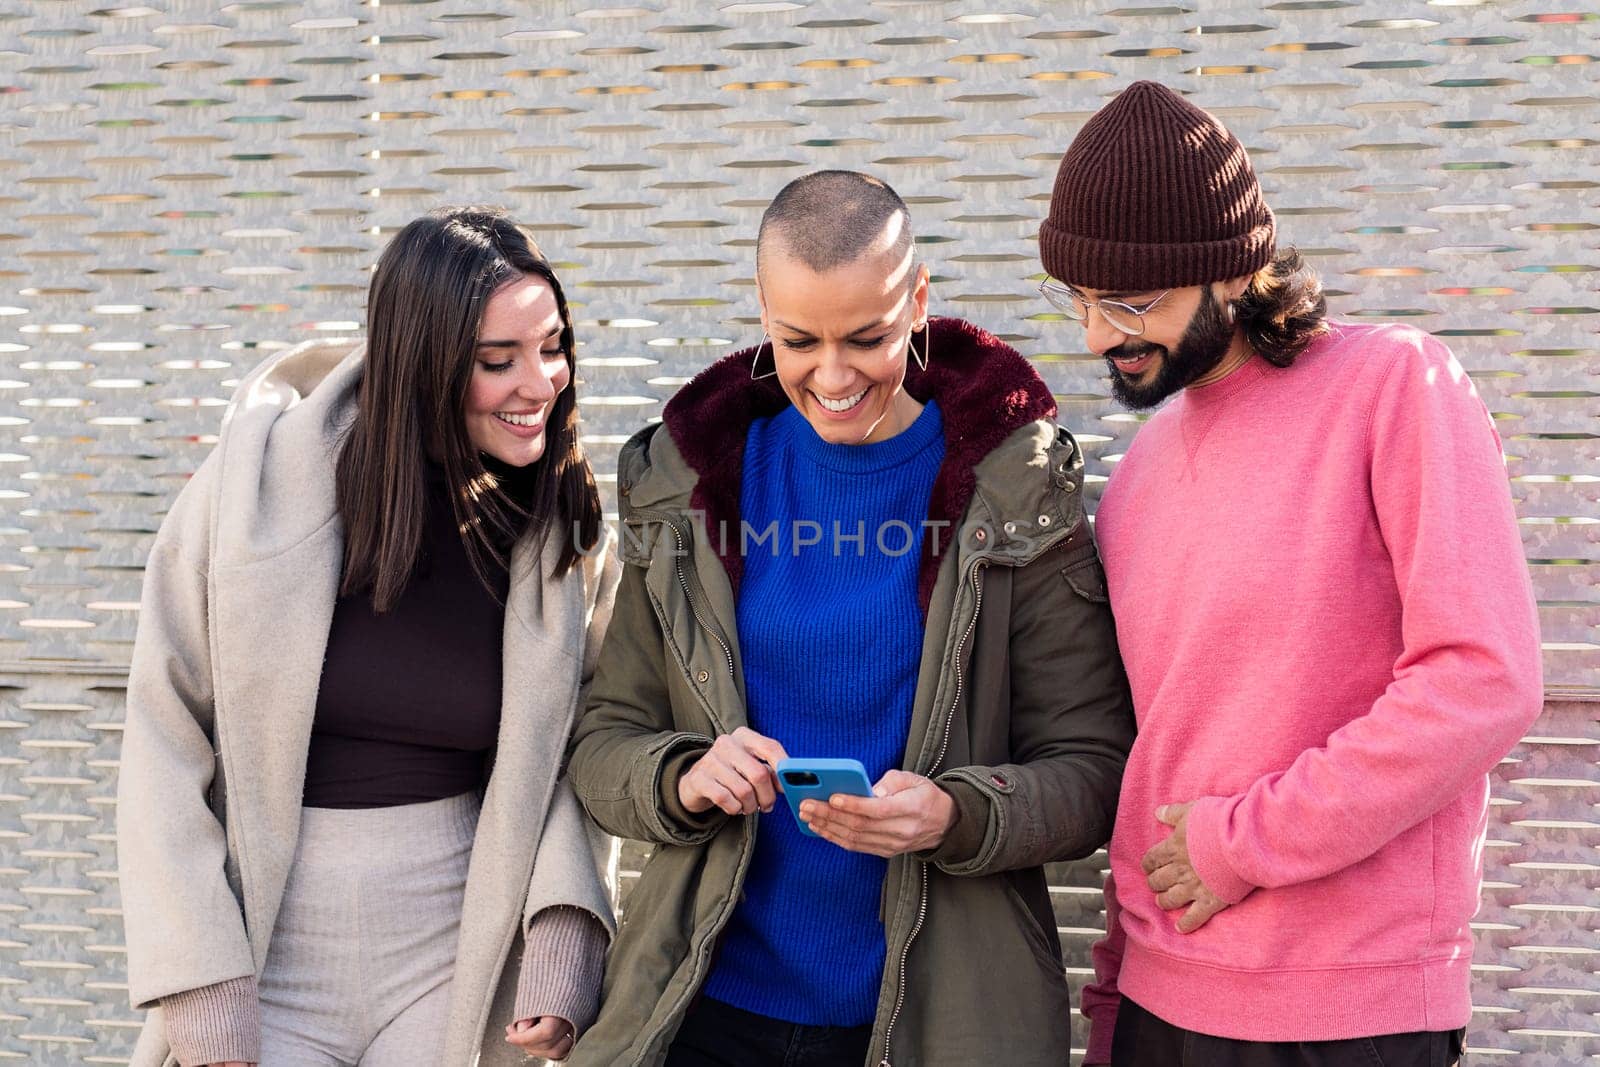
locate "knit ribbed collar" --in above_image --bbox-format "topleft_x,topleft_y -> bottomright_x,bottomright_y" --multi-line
777,398 -> 944,475
1177,353 -> 1269,462
1181,353 -> 1269,410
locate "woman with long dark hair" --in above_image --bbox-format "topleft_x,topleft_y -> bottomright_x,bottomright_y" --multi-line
117,207 -> 617,1067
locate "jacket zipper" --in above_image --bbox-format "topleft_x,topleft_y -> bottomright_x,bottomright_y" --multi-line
667,518 -> 735,679
878,558 -> 987,1067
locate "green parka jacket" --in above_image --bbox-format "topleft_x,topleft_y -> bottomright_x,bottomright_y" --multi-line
567,318 -> 1135,1066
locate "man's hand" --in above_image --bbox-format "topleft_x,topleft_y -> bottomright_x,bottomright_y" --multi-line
677,727 -> 788,816
1141,802 -> 1229,933
799,770 -> 957,857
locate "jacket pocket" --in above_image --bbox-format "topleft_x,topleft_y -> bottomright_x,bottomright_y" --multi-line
1063,553 -> 1109,603
1001,878 -> 1062,977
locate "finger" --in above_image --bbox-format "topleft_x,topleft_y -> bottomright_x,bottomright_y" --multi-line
826,793 -> 877,817
1141,839 -> 1174,875
506,1027 -> 545,1049
810,819 -> 900,857
680,755 -> 730,811
1155,883 -> 1196,911
1156,801 -> 1191,827
827,791 -> 896,818
697,776 -> 747,816
726,750 -> 779,812
514,1045 -> 562,1058
799,800 -> 838,836
706,763 -> 760,814
809,801 -> 878,835
808,806 -> 918,852
526,1017 -> 567,1043
806,801 -> 921,854
505,1015 -> 566,1049
1146,864 -> 1183,893
732,727 -> 790,768
807,808 -> 868,850
503,1023 -> 548,1047
1177,898 -> 1222,934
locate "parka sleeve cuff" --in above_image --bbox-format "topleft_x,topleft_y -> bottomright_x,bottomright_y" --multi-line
1183,795 -> 1258,906
513,906 -> 609,1035
161,975 -> 261,1067
654,735 -> 728,841
916,780 -> 987,869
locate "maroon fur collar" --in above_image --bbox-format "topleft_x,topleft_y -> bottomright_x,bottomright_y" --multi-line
661,316 -> 1057,611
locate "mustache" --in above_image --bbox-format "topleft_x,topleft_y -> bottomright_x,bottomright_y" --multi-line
1105,341 -> 1164,362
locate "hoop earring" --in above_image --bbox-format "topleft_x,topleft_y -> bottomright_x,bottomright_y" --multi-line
909,323 -> 929,371
750,332 -> 778,381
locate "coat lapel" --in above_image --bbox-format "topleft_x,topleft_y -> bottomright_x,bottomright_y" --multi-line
211,523 -> 342,964
207,341 -> 358,964
443,531 -> 585,1058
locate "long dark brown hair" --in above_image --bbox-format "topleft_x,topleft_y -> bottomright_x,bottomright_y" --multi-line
337,206 -> 601,611
1235,247 -> 1329,368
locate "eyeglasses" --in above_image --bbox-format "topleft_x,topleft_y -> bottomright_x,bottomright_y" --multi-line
1038,280 -> 1171,336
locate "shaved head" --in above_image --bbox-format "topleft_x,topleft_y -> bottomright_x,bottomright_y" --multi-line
757,170 -> 915,285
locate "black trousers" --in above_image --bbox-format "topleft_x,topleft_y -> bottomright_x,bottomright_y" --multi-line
664,995 -> 873,1067
1113,997 -> 1465,1067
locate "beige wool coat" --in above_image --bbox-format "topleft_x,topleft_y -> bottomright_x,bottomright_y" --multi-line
116,338 -> 620,1067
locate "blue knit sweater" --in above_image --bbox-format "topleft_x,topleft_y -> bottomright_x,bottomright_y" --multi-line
702,400 -> 945,1026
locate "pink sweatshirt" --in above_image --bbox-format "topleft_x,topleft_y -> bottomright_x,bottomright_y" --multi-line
1084,322 -> 1543,1059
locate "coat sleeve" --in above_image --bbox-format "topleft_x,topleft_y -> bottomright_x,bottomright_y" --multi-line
524,532 -> 624,930
116,457 -> 257,1010
923,535 -> 1136,877
522,783 -> 617,933
1181,334 -> 1545,904
566,561 -> 728,847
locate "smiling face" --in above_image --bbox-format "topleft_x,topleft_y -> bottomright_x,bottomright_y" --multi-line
1074,278 -> 1252,409
464,274 -> 572,467
757,241 -> 930,446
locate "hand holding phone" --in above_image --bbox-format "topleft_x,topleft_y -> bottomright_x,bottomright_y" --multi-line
775,758 -> 874,838
792,768 -> 959,857
678,727 -> 789,816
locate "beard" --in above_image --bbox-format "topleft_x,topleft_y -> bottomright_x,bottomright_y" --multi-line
1106,290 -> 1236,410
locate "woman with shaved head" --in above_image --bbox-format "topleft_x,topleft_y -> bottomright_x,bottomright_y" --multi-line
567,170 -> 1135,1066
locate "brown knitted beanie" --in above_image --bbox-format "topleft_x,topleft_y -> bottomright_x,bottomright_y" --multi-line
1040,81 -> 1275,291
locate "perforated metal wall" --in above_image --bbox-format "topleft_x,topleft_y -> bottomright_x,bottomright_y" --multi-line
1,1 -> 1595,1063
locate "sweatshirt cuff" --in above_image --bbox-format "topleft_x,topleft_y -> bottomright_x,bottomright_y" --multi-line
514,905 -> 609,1034
161,975 -> 261,1067
1183,796 -> 1257,906
1083,997 -> 1119,1064
917,780 -> 986,868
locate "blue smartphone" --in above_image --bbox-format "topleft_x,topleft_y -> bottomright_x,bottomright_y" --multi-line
775,758 -> 875,838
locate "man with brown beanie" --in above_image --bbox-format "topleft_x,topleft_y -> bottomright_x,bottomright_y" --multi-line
1040,80 -> 1543,1067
